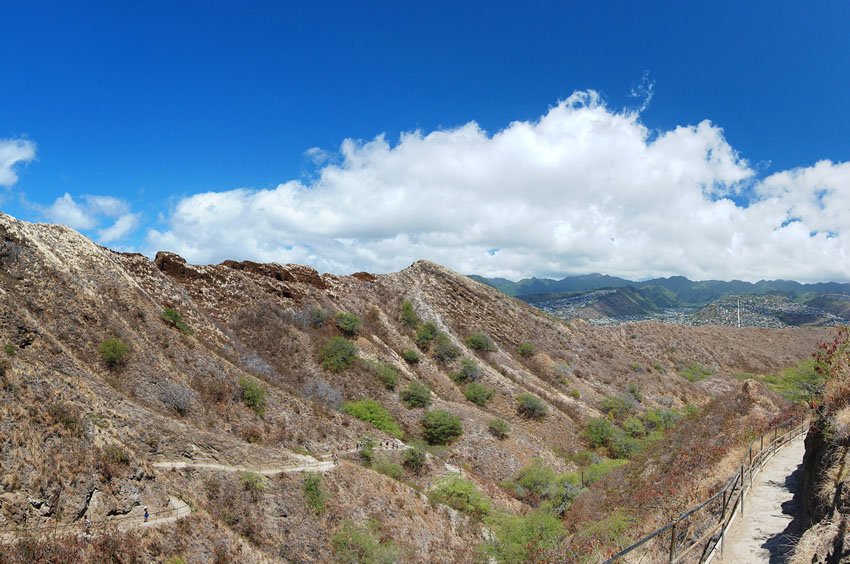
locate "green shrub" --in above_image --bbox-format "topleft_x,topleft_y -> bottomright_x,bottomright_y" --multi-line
421,410 -> 463,445
400,300 -> 419,328
303,472 -> 326,513
643,408 -> 680,430
488,418 -> 510,439
3,343 -> 15,356
485,510 -> 564,563
574,508 -> 634,547
517,342 -> 536,358
365,360 -> 398,390
331,520 -> 400,563
627,382 -> 643,402
239,377 -> 268,416
401,348 -> 420,364
568,389 -> 581,399
584,417 -> 615,448
309,306 -> 328,327
342,399 -> 404,438
451,358 -> 480,384
505,458 -> 557,504
240,471 -> 267,492
319,336 -> 358,372
358,436 -> 376,465
600,394 -> 637,420
679,362 -> 714,382
609,430 -> 640,459
161,308 -> 191,334
465,332 -> 495,352
402,445 -> 427,474
464,382 -> 495,406
374,458 -> 404,481
581,458 -> 629,484
335,312 -> 363,337
622,416 -> 646,438
433,332 -> 461,363
428,475 -> 491,518
400,381 -> 432,408
415,322 -> 438,350
516,393 -> 547,419
104,444 -> 130,464
99,338 -> 130,369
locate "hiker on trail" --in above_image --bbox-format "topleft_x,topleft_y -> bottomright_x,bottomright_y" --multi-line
144,506 -> 149,523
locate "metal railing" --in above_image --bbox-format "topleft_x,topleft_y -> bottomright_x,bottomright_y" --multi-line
604,412 -> 810,563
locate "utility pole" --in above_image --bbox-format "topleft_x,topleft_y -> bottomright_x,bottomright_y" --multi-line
737,298 -> 741,328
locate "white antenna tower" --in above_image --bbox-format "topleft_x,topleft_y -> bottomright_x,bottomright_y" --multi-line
737,298 -> 741,328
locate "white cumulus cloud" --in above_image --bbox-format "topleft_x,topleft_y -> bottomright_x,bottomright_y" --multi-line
0,139 -> 36,187
146,91 -> 850,282
44,192 -> 140,243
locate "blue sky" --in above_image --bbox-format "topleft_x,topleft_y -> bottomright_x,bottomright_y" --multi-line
2,1 -> 850,281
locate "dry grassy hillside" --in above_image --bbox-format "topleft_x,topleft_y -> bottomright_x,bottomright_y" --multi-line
0,212 -> 831,562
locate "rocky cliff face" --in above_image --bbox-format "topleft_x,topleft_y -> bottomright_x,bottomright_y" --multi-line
0,212 -> 831,561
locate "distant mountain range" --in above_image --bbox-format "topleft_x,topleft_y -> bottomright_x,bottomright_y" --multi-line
469,273 -> 850,326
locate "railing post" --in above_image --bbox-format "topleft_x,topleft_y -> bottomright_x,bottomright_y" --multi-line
760,434 -> 764,454
740,465 -> 745,515
669,521 -> 676,563
749,446 -> 754,487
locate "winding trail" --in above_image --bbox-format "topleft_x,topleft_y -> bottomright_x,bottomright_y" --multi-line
719,434 -> 805,562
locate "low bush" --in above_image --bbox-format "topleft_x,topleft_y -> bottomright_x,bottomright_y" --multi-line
465,332 -> 496,352
161,308 -> 191,334
302,472 -> 326,514
400,300 -> 419,328
600,394 -> 637,420
643,408 -> 680,430
609,430 -> 640,459
415,322 -> 438,350
485,510 -> 564,563
488,418 -> 510,439
401,348 -> 420,364
433,332 -> 461,363
99,338 -> 129,369
342,399 -> 404,438
402,445 -> 427,474
319,336 -> 358,372
357,436 -> 376,465
622,416 -> 646,438
428,475 -> 491,518
503,459 -> 583,513
4,343 -> 15,356
517,342 -> 536,358
364,360 -> 399,390
516,393 -> 547,419
679,362 -> 714,382
302,378 -> 343,409
309,306 -> 328,327
421,409 -> 463,445
239,377 -> 267,416
161,381 -> 193,416
240,471 -> 267,493
335,312 -> 363,337
400,381 -> 432,408
331,520 -> 400,563
464,382 -> 495,406
584,417 -> 615,448
452,358 -> 480,384
374,458 -> 404,481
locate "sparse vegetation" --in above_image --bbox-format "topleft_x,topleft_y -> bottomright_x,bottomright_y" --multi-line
161,307 -> 191,334
600,394 -> 637,420
465,332 -> 495,352
302,378 -> 343,409
432,332 -> 461,363
516,393 -> 547,419
364,360 -> 399,390
734,358 -> 824,403
309,306 -> 328,327
485,510 -> 564,563
584,417 -> 615,448
239,377 -> 268,416
451,358 -> 480,384
428,474 -> 491,518
488,418 -> 511,439
402,444 -> 427,474
415,321 -> 438,350
401,348 -> 420,364
4,343 -> 16,356
678,362 -> 714,382
400,299 -> 419,328
421,409 -> 463,445
517,342 -> 536,358
302,472 -> 326,514
464,382 -> 495,406
400,380 -> 432,408
99,338 -> 129,368
358,436 -> 376,465
240,471 -> 267,493
161,381 -> 193,416
335,311 -> 363,337
342,399 -> 404,438
331,520 -> 400,563
319,336 -> 358,372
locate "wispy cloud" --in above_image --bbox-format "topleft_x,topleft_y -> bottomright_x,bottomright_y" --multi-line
0,139 -> 36,187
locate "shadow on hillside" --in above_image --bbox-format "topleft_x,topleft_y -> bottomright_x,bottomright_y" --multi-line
762,463 -> 803,563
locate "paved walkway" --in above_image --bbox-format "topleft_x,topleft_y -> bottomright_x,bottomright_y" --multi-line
720,434 -> 805,562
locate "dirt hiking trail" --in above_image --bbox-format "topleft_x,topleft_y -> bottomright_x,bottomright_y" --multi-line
720,434 -> 805,563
